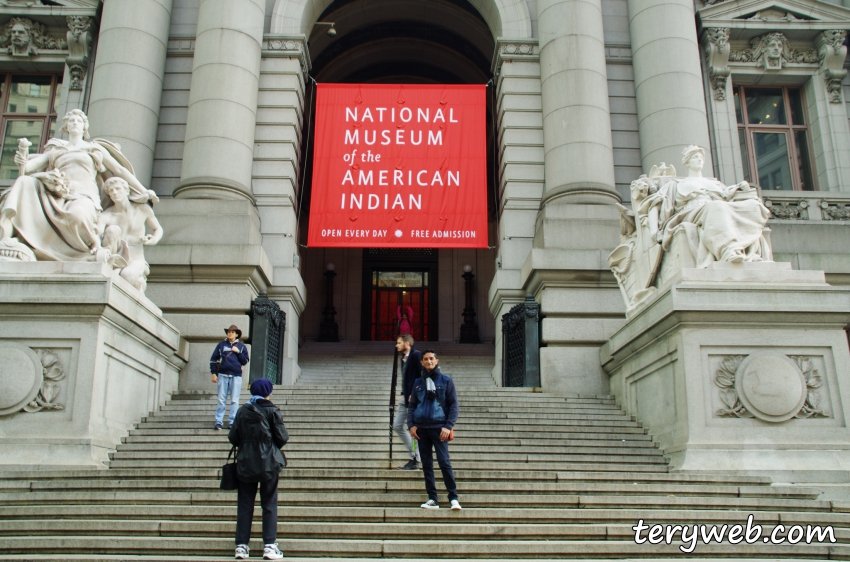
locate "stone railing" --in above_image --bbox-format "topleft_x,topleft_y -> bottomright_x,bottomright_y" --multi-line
761,190 -> 850,222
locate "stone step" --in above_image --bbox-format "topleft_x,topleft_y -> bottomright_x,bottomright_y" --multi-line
127,427 -> 651,437
0,536 -> 841,558
134,419 -> 644,429
0,468 -> 772,485
0,490 -> 826,510
104,460 -> 669,472
122,432 -> 654,444
8,479 -> 819,498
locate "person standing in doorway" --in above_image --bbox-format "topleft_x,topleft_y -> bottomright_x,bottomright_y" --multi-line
397,305 -> 414,337
393,334 -> 422,470
408,349 -> 461,510
210,325 -> 249,430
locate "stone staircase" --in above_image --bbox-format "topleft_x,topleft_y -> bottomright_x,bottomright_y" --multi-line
1,343 -> 849,560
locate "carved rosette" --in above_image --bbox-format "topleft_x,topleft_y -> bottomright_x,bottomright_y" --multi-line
263,37 -> 310,74
715,353 -> 828,421
0,343 -> 66,416
703,28 -> 731,101
764,198 -> 809,220
65,16 -> 93,90
816,30 -> 848,104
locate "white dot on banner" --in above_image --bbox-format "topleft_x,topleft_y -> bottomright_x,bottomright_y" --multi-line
395,230 -> 403,238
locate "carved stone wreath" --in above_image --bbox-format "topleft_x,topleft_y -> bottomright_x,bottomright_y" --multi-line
715,353 -> 828,421
820,201 -> 850,221
764,199 -> 809,220
0,343 -> 66,416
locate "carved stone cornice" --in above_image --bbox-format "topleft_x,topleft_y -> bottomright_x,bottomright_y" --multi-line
703,27 -> 731,100
262,35 -> 311,74
65,15 -> 92,90
764,197 -> 809,220
816,30 -> 848,103
728,32 -> 818,69
0,16 -> 66,56
491,39 -> 539,77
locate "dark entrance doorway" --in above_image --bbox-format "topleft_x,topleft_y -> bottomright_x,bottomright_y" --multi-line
361,249 -> 438,341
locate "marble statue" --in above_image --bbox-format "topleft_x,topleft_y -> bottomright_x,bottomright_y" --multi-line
0,109 -> 161,293
608,145 -> 772,311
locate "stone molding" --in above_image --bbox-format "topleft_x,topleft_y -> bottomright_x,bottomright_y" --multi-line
491,38 -> 538,76
0,342 -> 67,416
761,191 -> 850,221
65,15 -> 92,90
703,28 -> 731,100
819,199 -> 850,221
763,197 -> 809,220
715,353 -> 829,421
262,35 -> 311,74
815,30 -> 848,103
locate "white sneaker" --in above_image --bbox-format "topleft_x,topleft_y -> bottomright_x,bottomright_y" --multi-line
235,544 -> 249,559
450,499 -> 463,510
263,543 -> 283,560
420,499 -> 440,509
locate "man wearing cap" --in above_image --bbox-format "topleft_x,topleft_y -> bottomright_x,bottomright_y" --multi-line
210,325 -> 250,430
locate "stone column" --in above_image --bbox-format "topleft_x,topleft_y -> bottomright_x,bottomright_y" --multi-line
537,0 -> 618,205
174,0 -> 265,201
86,0 -> 172,188
628,0 -> 712,172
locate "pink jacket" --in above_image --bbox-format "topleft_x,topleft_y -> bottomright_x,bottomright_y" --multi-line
397,305 -> 414,335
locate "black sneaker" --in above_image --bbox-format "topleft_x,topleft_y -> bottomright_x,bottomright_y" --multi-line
214,423 -> 223,431
398,460 -> 419,471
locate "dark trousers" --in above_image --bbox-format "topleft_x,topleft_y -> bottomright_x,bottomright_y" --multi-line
418,427 -> 458,503
235,474 -> 278,546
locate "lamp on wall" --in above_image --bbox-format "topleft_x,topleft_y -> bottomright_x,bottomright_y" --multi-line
460,265 -> 481,343
318,262 -> 339,342
313,21 -> 337,37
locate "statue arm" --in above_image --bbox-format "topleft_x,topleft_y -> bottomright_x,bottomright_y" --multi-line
96,146 -> 160,204
15,152 -> 48,175
141,207 -> 163,246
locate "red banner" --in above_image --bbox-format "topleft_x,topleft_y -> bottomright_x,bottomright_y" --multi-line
307,84 -> 488,248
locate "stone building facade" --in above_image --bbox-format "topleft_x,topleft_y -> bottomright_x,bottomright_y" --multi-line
1,0 -> 849,422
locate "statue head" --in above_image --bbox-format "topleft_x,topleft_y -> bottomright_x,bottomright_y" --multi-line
4,17 -> 34,55
682,145 -> 706,171
752,32 -> 789,70
9,22 -> 29,47
629,175 -> 655,203
103,177 -> 130,203
59,109 -> 90,140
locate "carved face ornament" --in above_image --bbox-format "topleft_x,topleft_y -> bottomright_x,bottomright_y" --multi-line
766,38 -> 782,60
10,23 -> 29,47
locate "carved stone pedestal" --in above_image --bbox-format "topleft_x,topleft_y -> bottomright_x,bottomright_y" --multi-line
0,262 -> 186,470
602,262 -> 850,482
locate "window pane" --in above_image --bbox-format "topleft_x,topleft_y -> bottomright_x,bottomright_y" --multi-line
746,88 -> 786,125
795,130 -> 814,191
7,76 -> 51,114
753,132 -> 792,190
738,129 -> 750,182
0,119 -> 45,180
789,89 -> 805,125
52,78 -> 62,114
734,89 -> 743,124
48,116 -> 56,141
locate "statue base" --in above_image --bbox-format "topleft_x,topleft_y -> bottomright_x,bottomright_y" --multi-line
602,262 -> 850,482
0,262 -> 186,470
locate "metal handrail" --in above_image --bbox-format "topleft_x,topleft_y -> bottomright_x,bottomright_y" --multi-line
388,349 -> 399,468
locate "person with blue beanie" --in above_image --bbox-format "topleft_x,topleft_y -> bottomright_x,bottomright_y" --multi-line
229,378 -> 288,560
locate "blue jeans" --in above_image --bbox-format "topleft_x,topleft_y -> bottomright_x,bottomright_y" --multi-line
215,375 -> 241,426
418,427 -> 458,503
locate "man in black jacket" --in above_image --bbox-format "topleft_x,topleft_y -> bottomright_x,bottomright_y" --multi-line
228,378 -> 288,560
393,334 -> 422,470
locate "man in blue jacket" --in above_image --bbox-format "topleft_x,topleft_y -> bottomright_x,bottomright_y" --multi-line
393,334 -> 423,470
408,349 -> 461,510
210,324 -> 250,430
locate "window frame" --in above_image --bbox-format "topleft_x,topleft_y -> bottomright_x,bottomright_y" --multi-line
735,85 -> 816,192
0,73 -> 63,179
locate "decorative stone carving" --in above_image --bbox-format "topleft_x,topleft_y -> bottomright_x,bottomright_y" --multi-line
819,200 -> 850,221
729,32 -> 818,70
262,36 -> 310,74
65,16 -> 93,90
0,237 -> 35,261
715,353 -> 827,421
0,17 -> 67,57
0,343 -> 66,416
22,349 -> 67,413
0,1 -> 46,6
703,28 -> 731,100
492,39 -> 539,77
816,30 -> 848,104
609,146 -> 772,311
764,198 -> 809,220
0,109 -> 162,294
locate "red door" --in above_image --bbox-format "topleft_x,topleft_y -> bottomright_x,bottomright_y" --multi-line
370,271 -> 430,341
